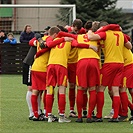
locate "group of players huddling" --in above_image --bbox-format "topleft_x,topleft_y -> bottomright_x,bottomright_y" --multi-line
23,19 -> 133,123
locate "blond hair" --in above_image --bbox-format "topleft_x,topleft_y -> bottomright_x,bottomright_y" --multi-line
7,32 -> 14,37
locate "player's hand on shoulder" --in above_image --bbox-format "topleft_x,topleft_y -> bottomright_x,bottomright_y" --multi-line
89,45 -> 98,52
65,25 -> 70,29
38,38 -> 47,49
87,30 -> 93,34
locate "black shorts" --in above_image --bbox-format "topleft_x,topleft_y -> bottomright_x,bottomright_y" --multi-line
22,63 -> 32,86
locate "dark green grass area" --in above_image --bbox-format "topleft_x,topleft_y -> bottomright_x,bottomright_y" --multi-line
0,75 -> 133,133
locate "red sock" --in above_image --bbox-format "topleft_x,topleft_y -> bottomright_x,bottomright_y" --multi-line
96,92 -> 104,118
58,94 -> 66,114
31,95 -> 38,118
120,92 -> 128,116
128,100 -> 133,110
43,90 -> 47,112
52,94 -> 54,107
119,103 -> 123,116
69,88 -> 75,111
112,96 -> 120,119
46,94 -> 53,116
76,89 -> 84,118
83,91 -> 88,111
87,90 -> 96,118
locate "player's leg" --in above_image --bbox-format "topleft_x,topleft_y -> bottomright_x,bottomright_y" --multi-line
95,85 -> 105,122
108,64 -> 124,122
76,86 -> 84,123
121,64 -> 133,121
46,85 -> 55,122
104,88 -> 114,119
31,89 -> 40,120
75,59 -> 88,122
31,71 -> 47,121
69,83 -> 77,117
56,65 -> 71,123
108,86 -> 120,122
82,90 -> 88,118
37,91 -> 43,115
119,87 -> 129,121
43,90 -> 47,115
58,85 -> 71,123
86,58 -> 100,123
26,86 -> 34,120
46,65 -> 56,122
68,63 -> 77,117
95,63 -> 107,122
22,63 -> 34,120
87,86 -> 96,123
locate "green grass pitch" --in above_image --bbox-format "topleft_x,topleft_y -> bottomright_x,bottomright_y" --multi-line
1,75 -> 133,133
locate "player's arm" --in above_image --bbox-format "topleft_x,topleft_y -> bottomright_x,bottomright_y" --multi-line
124,34 -> 132,49
72,40 -> 98,52
35,48 -> 50,58
87,30 -> 106,41
95,24 -> 121,34
65,25 -> 70,29
57,31 -> 77,40
46,36 -> 65,48
46,36 -> 73,48
29,37 -> 37,46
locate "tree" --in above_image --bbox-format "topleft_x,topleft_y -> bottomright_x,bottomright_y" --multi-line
58,0 -> 131,33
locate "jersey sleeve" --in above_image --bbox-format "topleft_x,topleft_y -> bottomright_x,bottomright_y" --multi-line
29,37 -> 37,46
35,48 -> 50,58
46,36 -> 65,48
97,32 -> 106,40
79,27 -> 86,34
124,34 -> 130,42
57,31 -> 77,39
71,39 -> 89,48
96,24 -> 121,33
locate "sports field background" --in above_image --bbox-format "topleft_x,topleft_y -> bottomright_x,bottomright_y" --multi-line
1,75 -> 133,133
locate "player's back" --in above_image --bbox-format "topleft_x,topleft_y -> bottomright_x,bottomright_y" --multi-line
68,47 -> 78,64
77,34 -> 100,61
48,38 -> 72,68
103,30 -> 124,63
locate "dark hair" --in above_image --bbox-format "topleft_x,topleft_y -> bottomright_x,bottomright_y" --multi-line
49,26 -> 60,36
23,24 -> 31,32
91,21 -> 100,32
72,19 -> 83,30
84,20 -> 93,30
44,26 -> 51,31
69,31 -> 76,34
98,21 -> 109,28
0,30 -> 5,33
57,25 -> 68,32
